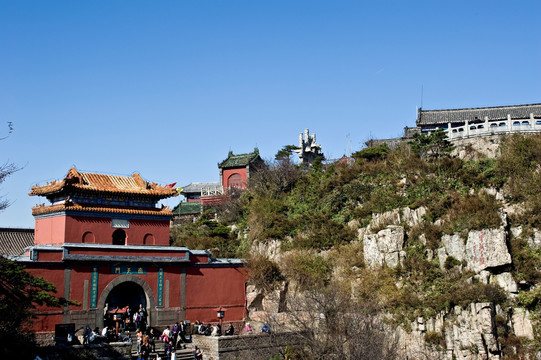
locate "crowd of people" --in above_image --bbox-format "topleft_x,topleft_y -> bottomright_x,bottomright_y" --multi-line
104,303 -> 148,333
70,307 -> 272,360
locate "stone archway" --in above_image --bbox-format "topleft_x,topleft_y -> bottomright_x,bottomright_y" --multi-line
96,275 -> 156,329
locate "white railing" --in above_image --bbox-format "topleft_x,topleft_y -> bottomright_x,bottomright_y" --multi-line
201,186 -> 224,197
426,116 -> 541,141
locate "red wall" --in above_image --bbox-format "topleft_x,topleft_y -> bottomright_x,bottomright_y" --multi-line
35,216 -> 67,245
25,260 -> 248,331
26,266 -> 67,332
221,168 -> 247,189
185,266 -> 247,323
35,215 -> 170,246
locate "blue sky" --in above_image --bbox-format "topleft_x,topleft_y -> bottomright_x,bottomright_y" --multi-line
1,1 -> 540,228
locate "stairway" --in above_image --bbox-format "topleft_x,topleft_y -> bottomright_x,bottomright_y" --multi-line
124,331 -> 194,359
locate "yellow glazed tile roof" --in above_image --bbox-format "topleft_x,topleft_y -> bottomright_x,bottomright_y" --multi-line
30,168 -> 177,198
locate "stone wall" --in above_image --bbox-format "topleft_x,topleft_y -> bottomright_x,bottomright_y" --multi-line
192,332 -> 304,360
36,342 -> 132,360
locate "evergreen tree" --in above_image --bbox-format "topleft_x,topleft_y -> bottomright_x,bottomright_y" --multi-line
409,128 -> 455,159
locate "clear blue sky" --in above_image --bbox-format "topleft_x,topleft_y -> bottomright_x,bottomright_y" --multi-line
1,1 -> 540,228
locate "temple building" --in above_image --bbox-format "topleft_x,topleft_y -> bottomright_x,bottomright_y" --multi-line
218,148 -> 264,190
173,149 -> 263,222
417,103 -> 541,139
366,103 -> 541,149
14,168 -> 247,334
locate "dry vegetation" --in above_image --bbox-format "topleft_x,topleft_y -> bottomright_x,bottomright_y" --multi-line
170,133 -> 541,359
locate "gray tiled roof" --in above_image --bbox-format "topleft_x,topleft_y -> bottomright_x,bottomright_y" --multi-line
181,182 -> 221,194
417,103 -> 541,126
0,228 -> 34,256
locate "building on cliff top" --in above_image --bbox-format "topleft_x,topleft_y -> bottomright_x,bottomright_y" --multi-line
366,103 -> 541,149
8,167 -> 247,334
173,149 -> 264,223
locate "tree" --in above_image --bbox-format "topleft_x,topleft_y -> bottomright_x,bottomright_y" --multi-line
352,143 -> 389,162
409,128 -> 455,159
0,257 -> 73,359
275,145 -> 299,163
265,280 -> 399,360
0,122 -> 20,212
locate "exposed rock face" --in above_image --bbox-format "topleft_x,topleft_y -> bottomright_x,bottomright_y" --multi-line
246,282 -> 288,320
248,203 -> 538,359
491,272 -> 518,295
511,308 -> 535,340
398,303 -> 503,360
438,228 -> 512,273
368,206 -> 426,231
363,225 -> 405,268
251,239 -> 283,262
466,229 -> 512,273
452,135 -> 502,159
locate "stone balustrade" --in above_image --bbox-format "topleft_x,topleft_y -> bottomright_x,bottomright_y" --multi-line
444,114 -> 540,140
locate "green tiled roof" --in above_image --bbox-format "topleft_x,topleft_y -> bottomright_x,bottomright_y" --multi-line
218,148 -> 261,168
173,201 -> 201,215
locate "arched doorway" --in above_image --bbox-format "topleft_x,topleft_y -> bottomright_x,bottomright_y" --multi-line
228,173 -> 242,189
97,275 -> 155,329
112,229 -> 126,245
105,281 -> 146,310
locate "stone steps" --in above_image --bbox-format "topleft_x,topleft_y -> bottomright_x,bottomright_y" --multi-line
126,332 -> 194,360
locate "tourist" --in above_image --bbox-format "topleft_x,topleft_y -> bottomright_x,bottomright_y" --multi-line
171,322 -> 179,347
193,346 -> 203,360
138,304 -> 147,330
225,322 -> 234,336
165,340 -> 174,359
261,322 -> 271,334
244,322 -> 253,334
163,325 -> 171,338
134,310 -> 142,330
178,321 -> 187,345
193,320 -> 201,335
211,324 -> 219,336
89,327 -> 101,343
147,327 -> 156,352
141,335 -> 151,360
101,326 -> 110,342
136,328 -> 143,354
82,324 -> 91,345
